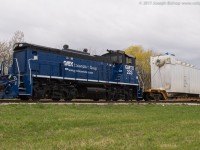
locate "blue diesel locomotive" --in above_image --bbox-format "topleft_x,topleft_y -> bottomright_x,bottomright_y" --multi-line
0,43 -> 142,101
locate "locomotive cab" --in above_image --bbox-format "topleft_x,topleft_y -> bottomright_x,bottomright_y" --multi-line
102,50 -> 141,100
103,50 -> 136,66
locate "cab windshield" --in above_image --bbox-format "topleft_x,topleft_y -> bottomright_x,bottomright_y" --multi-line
111,55 -> 123,64
126,57 -> 133,65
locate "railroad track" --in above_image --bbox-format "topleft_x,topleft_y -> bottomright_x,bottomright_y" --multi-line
0,99 -> 200,104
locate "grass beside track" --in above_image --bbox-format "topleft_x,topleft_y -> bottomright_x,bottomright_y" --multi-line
0,104 -> 199,150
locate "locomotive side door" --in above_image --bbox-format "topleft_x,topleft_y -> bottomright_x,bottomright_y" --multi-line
110,54 -> 124,82
123,55 -> 136,84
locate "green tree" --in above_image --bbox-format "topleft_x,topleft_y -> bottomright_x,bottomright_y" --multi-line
125,45 -> 153,89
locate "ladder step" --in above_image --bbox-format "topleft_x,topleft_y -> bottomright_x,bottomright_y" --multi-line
19,93 -> 30,96
19,87 -> 26,91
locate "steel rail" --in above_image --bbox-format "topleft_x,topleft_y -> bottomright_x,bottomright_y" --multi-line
0,99 -> 199,104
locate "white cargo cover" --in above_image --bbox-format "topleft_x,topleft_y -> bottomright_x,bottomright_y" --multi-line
151,54 -> 200,94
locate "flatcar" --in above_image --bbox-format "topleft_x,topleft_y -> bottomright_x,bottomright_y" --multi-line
0,43 -> 142,101
144,53 -> 200,100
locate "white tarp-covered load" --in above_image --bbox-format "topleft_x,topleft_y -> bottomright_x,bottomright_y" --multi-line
151,54 -> 200,95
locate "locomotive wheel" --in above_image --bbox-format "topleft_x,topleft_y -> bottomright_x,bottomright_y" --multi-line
105,98 -> 111,101
32,81 -> 43,101
112,98 -> 118,101
19,96 -> 29,101
106,91 -> 112,101
93,98 -> 99,101
32,98 -> 40,102
32,90 -> 41,102
52,98 -> 60,102
64,98 -> 72,101
144,93 -> 153,101
105,95 -> 111,101
124,93 -> 130,101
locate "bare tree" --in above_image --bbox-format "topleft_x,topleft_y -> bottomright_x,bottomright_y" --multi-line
0,31 -> 24,73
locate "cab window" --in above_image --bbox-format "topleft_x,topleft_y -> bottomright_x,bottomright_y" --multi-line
126,57 -> 133,65
111,55 -> 123,63
118,55 -> 123,63
111,56 -> 117,63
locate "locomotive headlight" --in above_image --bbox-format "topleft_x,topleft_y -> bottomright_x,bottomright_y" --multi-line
33,56 -> 38,60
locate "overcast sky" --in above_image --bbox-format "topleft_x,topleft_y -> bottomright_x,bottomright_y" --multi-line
0,0 -> 200,66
